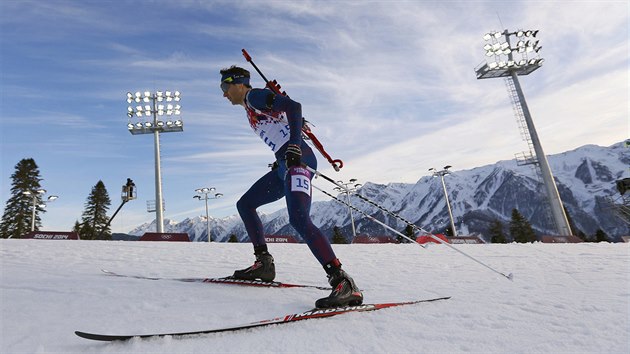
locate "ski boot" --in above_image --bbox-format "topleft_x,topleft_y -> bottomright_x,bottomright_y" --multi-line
232,252 -> 275,282
315,260 -> 363,308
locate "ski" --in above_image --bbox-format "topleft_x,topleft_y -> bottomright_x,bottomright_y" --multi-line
101,269 -> 331,290
75,296 -> 451,341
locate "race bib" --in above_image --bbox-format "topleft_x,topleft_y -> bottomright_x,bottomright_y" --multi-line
290,168 -> 311,196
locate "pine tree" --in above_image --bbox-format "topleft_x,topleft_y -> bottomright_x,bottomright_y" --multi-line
79,181 -> 111,240
488,219 -> 507,243
397,224 -> 414,243
594,229 -> 609,242
72,220 -> 83,239
228,234 -> 239,243
510,209 -> 537,243
72,220 -> 81,233
332,226 -> 348,244
0,158 -> 44,238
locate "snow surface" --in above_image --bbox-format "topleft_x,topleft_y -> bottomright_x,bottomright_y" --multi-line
1,239 -> 628,353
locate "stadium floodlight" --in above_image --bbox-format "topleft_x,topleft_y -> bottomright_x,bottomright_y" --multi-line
429,166 -> 457,237
475,28 -> 544,79
525,30 -> 537,37
194,188 -> 223,242
474,28 -> 573,237
125,90 -> 184,233
333,179 -> 362,241
22,189 -> 57,231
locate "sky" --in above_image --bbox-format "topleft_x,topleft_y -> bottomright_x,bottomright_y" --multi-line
1,0 -> 628,234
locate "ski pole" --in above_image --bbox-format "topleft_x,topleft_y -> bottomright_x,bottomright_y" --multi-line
304,164 -> 428,235
306,165 -> 514,281
241,49 -> 343,171
311,184 -> 427,248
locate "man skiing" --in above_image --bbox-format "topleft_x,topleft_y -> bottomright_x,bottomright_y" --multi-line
219,65 -> 363,308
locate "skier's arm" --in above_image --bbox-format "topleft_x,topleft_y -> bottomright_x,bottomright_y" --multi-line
247,89 -> 303,146
270,94 -> 302,147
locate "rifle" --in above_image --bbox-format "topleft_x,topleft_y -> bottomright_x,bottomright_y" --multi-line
242,49 -> 343,171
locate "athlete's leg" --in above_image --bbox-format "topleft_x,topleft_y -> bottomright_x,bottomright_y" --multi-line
283,147 -> 363,307
284,149 -> 336,266
233,169 -> 284,281
236,170 -> 285,247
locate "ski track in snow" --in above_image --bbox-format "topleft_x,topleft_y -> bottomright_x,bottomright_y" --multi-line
1,240 -> 628,353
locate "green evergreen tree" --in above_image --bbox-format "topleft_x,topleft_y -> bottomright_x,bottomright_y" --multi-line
332,226 -> 348,244
594,229 -> 609,243
72,220 -> 81,233
79,180 -> 111,240
488,219 -> 507,243
72,220 -> 83,240
397,224 -> 415,243
510,209 -> 537,243
0,158 -> 45,238
228,234 -> 239,243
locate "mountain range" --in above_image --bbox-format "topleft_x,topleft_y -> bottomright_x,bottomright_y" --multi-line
128,141 -> 630,242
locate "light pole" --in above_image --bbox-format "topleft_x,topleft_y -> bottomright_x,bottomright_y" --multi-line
194,188 -> 223,242
475,28 -> 572,236
334,179 -> 362,239
22,189 -> 58,232
126,90 -> 183,233
429,166 -> 457,237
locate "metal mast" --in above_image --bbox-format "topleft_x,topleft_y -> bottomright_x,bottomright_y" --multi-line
475,29 -> 572,236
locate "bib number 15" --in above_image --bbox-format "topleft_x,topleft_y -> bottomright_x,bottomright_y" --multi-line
291,175 -> 311,196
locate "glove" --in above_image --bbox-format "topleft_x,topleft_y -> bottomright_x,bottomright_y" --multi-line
285,144 -> 302,168
268,161 -> 279,171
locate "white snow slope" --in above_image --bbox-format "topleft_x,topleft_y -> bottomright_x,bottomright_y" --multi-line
1,239 -> 628,354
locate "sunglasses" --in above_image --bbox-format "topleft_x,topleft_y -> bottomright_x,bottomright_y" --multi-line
220,81 -> 231,93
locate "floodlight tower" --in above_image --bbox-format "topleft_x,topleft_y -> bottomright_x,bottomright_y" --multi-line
334,179 -> 362,239
126,90 -> 183,233
475,29 -> 572,236
22,189 -> 58,231
429,166 -> 457,237
194,188 -> 223,242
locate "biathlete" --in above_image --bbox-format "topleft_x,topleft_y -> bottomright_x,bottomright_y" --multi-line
219,65 -> 362,308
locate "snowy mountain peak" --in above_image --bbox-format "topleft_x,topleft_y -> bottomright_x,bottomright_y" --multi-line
129,142 -> 629,241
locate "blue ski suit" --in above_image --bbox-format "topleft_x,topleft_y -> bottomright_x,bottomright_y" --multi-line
236,88 -> 336,266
